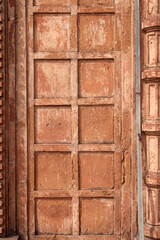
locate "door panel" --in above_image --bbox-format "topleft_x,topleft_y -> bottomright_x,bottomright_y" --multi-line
27,0 -> 122,239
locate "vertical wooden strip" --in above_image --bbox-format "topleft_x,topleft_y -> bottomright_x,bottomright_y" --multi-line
0,0 -> 7,236
71,1 -> 79,234
0,0 -> 2,235
16,0 -> 28,238
121,0 -> 132,239
113,49 -> 121,234
28,0 -> 35,235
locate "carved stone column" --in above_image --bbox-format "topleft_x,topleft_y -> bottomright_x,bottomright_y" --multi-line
141,0 -> 160,238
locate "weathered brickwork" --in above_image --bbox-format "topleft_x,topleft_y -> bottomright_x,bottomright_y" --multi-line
141,0 -> 160,238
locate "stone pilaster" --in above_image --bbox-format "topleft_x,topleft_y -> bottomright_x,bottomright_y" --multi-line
141,0 -> 160,238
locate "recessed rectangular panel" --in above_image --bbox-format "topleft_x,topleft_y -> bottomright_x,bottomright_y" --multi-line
36,199 -> 72,234
35,60 -> 71,98
149,85 -> 158,117
147,189 -> 159,225
35,107 -> 71,143
159,138 -> 160,170
148,0 -> 156,14
80,198 -> 114,235
158,191 -> 160,222
35,152 -> 72,190
158,35 -> 160,63
34,0 -> 70,6
79,60 -> 113,98
34,14 -> 70,52
148,34 -> 157,65
79,152 -> 114,190
159,85 -> 160,117
147,136 -> 159,171
79,106 -> 114,143
79,0 -> 114,6
79,15 -> 114,51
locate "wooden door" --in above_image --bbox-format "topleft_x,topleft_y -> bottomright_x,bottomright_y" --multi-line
14,0 -> 136,239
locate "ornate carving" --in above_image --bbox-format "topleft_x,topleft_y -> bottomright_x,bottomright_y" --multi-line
142,0 -> 160,238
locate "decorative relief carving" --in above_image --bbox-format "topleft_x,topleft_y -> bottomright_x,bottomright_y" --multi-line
145,136 -> 160,186
148,33 -> 157,65
149,85 -> 158,117
148,0 -> 160,15
144,83 -> 160,119
147,0 -> 160,17
147,136 -> 159,171
146,188 -> 160,225
145,31 -> 160,67
148,0 -> 155,15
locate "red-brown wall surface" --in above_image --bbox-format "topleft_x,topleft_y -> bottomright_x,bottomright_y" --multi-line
2,0 -> 160,239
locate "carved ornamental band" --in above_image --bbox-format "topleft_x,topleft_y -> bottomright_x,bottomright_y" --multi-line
141,0 -> 160,238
